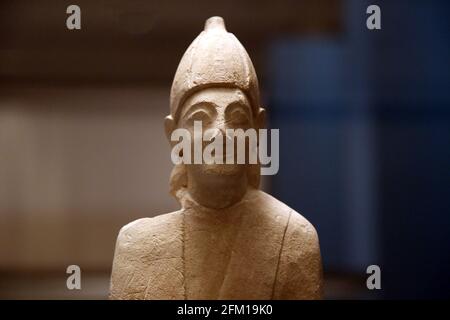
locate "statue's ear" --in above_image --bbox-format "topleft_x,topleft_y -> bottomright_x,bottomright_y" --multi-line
256,107 -> 266,130
164,115 -> 175,144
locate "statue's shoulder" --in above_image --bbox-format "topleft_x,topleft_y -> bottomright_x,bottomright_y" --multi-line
110,210 -> 185,300
256,190 -> 319,240
256,191 -> 323,299
284,210 -> 321,260
116,211 -> 182,251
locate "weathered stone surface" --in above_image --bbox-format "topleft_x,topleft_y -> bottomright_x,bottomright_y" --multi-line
110,16 -> 323,300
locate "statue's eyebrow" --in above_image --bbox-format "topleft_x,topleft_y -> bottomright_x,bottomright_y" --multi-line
224,99 -> 252,118
180,101 -> 218,119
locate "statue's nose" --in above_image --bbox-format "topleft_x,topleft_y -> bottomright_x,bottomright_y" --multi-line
215,120 -> 228,135
203,127 -> 222,141
205,126 -> 233,145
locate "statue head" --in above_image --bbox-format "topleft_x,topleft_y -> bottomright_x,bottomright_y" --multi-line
165,17 -> 266,208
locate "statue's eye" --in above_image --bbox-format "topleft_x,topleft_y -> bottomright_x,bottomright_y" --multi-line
187,110 -> 211,125
229,109 -> 249,126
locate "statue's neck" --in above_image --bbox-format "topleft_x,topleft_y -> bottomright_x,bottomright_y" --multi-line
186,171 -> 248,209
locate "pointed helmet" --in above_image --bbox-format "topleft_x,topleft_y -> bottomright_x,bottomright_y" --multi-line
170,16 -> 261,121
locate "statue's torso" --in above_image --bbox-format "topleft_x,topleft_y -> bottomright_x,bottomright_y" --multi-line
110,190 -> 322,299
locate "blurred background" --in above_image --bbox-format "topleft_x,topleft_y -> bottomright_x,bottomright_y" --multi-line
0,0 -> 449,299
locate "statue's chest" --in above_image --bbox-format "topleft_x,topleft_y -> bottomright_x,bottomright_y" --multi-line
182,209 -> 289,299
133,208 -> 290,299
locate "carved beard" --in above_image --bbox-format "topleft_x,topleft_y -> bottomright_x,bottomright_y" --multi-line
169,163 -> 260,204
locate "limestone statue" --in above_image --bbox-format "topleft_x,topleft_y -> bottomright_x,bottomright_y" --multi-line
110,16 -> 323,300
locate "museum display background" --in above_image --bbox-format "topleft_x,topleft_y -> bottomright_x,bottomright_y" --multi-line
0,0 -> 449,299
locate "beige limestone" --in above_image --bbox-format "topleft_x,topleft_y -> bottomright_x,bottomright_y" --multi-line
110,16 -> 323,300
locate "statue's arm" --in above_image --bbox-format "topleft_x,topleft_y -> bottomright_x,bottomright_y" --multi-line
109,214 -> 184,300
273,214 -> 324,300
109,222 -> 148,300
109,226 -> 132,299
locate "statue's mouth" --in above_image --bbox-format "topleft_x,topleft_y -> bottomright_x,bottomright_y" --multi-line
210,147 -> 244,163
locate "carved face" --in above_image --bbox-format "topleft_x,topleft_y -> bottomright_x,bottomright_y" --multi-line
179,87 -> 255,177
